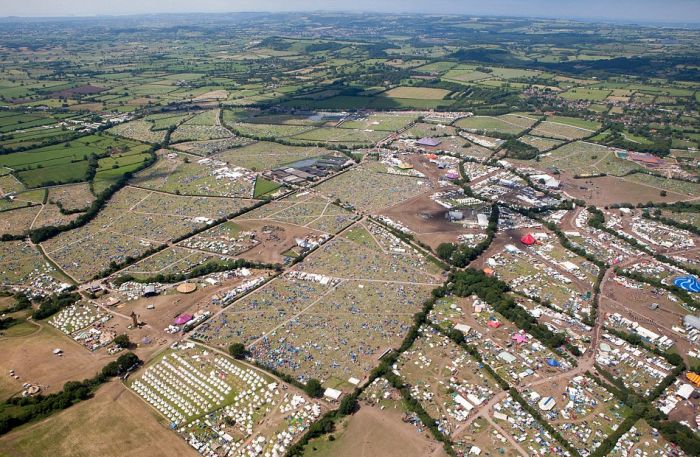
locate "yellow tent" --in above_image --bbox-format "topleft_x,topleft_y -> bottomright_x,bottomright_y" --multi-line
686,372 -> 700,387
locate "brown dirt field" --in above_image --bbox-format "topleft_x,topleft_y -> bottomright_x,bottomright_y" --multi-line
112,274 -> 258,333
233,219 -> 325,264
193,90 -> 228,101
599,278 -> 692,359
0,380 -> 198,457
303,404 -> 448,457
404,155 -> 454,184
383,194 -> 458,231
559,173 -> 687,206
0,323 -> 110,398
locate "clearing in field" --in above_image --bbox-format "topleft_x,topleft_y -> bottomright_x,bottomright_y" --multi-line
530,116 -> 600,140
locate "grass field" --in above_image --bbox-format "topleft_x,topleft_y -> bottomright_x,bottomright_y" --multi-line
0,134 -> 148,188
253,176 -> 281,198
560,88 -> 612,101
0,381 -> 198,457
382,86 -> 451,100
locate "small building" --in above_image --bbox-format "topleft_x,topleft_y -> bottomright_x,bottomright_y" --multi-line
447,210 -> 464,221
677,383 -> 695,400
498,351 -> 516,364
324,387 -> 342,401
538,396 -> 556,411
143,285 -> 158,297
476,213 -> 489,228
685,315 -> 700,331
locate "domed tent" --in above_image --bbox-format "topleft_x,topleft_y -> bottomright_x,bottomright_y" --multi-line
674,276 -> 700,293
520,233 -> 536,246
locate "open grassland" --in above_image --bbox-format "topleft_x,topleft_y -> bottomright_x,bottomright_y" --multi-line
0,381 -> 198,457
560,87 -> 612,101
339,113 -> 418,131
290,127 -> 389,145
47,183 -> 94,211
0,134 -> 147,188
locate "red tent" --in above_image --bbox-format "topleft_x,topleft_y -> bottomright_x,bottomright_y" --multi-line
520,233 -> 536,246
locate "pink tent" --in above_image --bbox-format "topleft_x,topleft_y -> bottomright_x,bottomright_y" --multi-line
174,313 -> 193,325
487,320 -> 501,328
512,333 -> 528,344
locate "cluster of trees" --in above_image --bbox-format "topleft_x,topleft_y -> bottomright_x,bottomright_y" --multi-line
2,292 -> 31,313
643,209 -> 700,237
599,122 -> 671,156
114,258 -> 281,287
502,138 -> 540,160
227,343 -> 249,360
436,204 -> 499,268
448,269 -> 568,350
0,352 -> 140,435
31,291 -> 80,320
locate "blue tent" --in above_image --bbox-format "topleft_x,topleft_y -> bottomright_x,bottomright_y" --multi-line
546,358 -> 560,367
674,276 -> 700,293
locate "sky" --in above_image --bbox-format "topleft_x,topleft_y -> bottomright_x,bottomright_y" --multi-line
0,0 -> 699,24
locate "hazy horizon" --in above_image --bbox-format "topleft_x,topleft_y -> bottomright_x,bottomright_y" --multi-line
0,0 -> 699,24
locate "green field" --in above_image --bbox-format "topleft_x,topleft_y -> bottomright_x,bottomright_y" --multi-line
253,177 -> 281,198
